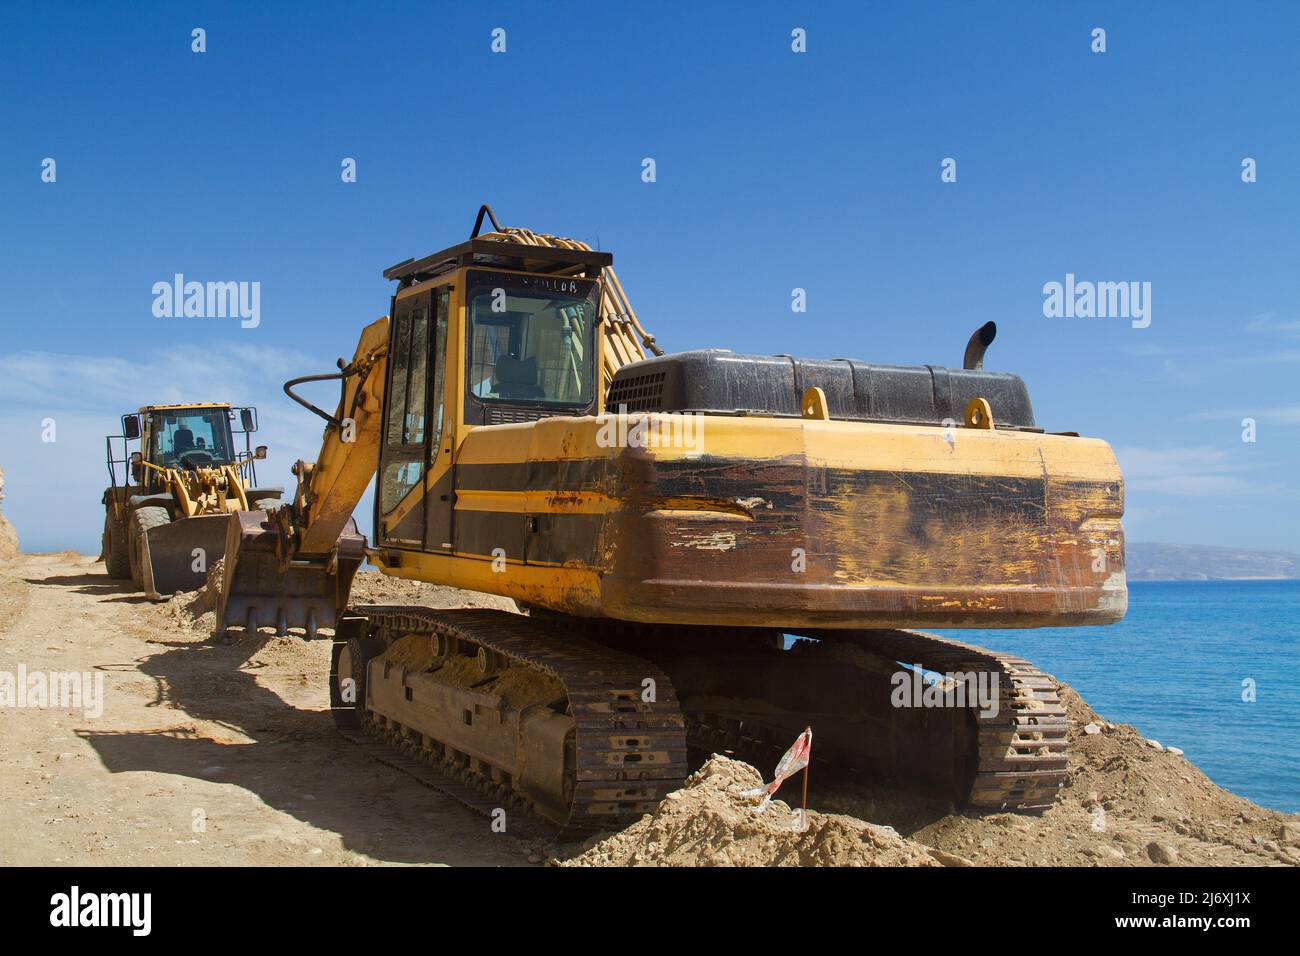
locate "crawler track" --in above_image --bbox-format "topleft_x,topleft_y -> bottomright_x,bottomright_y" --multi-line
819,629 -> 1069,811
689,629 -> 1070,811
571,620 -> 1070,813
329,607 -> 1067,830
330,606 -> 689,837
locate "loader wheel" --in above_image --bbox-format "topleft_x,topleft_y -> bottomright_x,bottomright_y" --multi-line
127,506 -> 172,591
102,510 -> 130,580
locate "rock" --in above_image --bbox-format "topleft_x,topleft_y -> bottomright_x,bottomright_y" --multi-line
527,853 -> 542,864
1145,739 -> 1164,752
1280,821 -> 1300,846
1146,841 -> 1178,864
0,466 -> 19,562
1167,747 -> 1184,757
1084,723 -> 1102,735
925,847 -> 974,867
990,813 -> 1034,831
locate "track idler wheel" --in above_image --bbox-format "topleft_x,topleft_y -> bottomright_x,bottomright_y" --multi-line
330,634 -> 383,730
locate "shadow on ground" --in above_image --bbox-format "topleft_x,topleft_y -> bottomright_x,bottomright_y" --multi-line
24,573 -> 151,603
78,632 -> 520,866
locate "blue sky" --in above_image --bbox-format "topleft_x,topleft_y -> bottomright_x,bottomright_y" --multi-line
1,0 -> 1298,553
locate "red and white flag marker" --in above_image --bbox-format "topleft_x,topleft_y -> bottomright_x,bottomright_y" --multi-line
742,726 -> 812,815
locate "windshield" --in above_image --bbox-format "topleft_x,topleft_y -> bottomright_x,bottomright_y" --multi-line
468,278 -> 597,407
148,408 -> 235,466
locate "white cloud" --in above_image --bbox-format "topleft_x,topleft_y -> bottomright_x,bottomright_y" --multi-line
1244,313 -> 1300,336
1113,445 -> 1257,498
0,344 -> 319,412
1190,406 -> 1300,426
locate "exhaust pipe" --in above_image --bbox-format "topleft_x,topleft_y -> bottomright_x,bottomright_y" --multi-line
963,321 -> 997,370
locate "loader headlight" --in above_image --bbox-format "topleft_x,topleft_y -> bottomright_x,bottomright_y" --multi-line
254,445 -> 268,460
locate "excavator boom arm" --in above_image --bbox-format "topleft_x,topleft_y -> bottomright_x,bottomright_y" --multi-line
290,316 -> 390,556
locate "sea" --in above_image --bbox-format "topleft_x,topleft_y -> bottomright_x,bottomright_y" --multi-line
936,580 -> 1300,814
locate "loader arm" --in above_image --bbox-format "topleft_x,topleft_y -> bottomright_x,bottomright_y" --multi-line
288,316 -> 390,557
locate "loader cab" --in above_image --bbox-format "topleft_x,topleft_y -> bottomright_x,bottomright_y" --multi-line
375,236 -> 610,552
113,404 -> 262,494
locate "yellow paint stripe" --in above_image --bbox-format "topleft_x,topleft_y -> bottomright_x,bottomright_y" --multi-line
454,489 -> 615,514
373,549 -> 602,608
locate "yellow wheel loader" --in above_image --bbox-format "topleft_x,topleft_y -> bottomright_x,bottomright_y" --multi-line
218,205 -> 1126,833
102,404 -> 281,597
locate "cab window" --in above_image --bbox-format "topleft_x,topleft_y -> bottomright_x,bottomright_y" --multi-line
467,283 -> 596,406
148,408 -> 234,466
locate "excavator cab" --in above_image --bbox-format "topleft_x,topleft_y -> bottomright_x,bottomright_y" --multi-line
373,251 -> 606,555
217,224 -> 620,638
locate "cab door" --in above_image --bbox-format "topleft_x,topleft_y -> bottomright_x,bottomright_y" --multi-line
423,287 -> 453,551
376,286 -> 453,551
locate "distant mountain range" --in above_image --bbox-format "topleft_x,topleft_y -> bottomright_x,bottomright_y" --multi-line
1126,542 -> 1300,581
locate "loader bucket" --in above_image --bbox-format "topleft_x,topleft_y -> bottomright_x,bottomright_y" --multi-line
216,510 -> 366,639
141,513 -> 232,598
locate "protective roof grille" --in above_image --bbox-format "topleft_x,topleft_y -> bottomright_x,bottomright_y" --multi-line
384,238 -> 611,285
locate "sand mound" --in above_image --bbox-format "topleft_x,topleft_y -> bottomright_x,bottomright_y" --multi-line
0,468 -> 19,562
154,557 -> 224,632
561,682 -> 1299,868
890,682 -> 1300,866
563,755 -> 944,867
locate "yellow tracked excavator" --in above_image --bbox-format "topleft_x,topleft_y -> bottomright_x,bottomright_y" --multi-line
217,205 -> 1126,834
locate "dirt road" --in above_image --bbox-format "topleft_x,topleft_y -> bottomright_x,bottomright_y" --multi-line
0,551 -> 523,866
